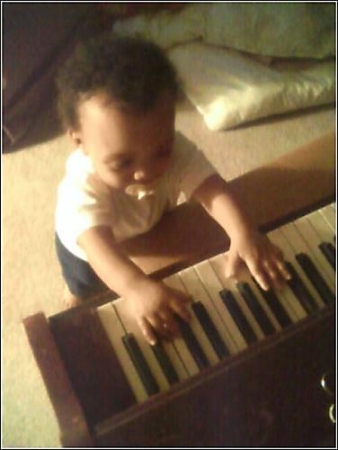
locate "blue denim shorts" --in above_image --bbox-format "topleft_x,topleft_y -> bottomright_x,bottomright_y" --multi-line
55,233 -> 107,299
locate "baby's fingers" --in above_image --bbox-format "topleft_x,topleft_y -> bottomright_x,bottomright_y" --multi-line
225,251 -> 243,278
165,287 -> 192,323
137,317 -> 158,346
168,294 -> 192,324
256,257 -> 291,291
157,311 -> 180,337
275,259 -> 292,281
247,261 -> 271,291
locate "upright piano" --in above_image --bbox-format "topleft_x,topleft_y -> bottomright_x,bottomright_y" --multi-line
23,132 -> 336,447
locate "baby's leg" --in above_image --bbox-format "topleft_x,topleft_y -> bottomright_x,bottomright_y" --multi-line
55,234 -> 106,309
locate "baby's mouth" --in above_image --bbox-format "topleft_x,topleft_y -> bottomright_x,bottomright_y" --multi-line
124,181 -> 157,200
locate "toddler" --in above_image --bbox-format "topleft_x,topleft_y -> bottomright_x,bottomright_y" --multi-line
55,34 -> 290,345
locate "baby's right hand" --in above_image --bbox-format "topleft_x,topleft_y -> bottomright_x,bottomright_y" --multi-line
125,279 -> 192,345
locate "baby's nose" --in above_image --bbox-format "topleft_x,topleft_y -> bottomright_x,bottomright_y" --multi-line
134,170 -> 149,182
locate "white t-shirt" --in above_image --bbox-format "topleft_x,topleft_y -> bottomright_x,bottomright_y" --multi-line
55,132 -> 216,261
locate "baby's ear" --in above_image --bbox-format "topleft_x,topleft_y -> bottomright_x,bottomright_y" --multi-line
67,129 -> 82,148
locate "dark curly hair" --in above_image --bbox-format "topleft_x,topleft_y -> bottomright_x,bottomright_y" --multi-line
56,33 -> 180,130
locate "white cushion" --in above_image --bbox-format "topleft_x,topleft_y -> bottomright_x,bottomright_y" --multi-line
169,43 -> 335,131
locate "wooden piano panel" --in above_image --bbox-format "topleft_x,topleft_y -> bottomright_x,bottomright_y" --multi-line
49,309 -> 136,425
46,303 -> 335,447
23,131 -> 336,447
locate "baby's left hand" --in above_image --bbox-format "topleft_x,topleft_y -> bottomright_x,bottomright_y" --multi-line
226,230 -> 291,291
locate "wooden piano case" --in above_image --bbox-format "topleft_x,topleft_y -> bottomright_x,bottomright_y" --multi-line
23,132 -> 336,447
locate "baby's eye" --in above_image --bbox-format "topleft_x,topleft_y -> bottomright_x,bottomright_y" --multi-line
110,159 -> 133,171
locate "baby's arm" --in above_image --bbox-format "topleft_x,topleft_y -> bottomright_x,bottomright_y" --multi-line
192,174 -> 290,290
78,226 -> 191,345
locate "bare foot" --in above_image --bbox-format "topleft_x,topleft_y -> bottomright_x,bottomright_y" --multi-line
63,285 -> 82,309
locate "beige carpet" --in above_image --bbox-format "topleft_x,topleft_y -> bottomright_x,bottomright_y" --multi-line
2,99 -> 335,447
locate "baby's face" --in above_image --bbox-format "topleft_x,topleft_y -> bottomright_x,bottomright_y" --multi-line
70,90 -> 175,191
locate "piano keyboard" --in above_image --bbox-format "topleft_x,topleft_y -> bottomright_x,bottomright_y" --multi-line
96,204 -> 336,406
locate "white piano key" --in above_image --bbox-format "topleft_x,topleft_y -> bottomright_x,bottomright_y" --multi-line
161,275 -> 200,376
269,282 -> 301,324
164,274 -> 218,368
319,204 -> 336,234
97,302 -> 148,402
293,216 -> 335,291
235,269 -> 283,332
280,223 -> 326,309
209,254 -> 265,341
206,252 -> 282,334
306,210 -> 336,271
157,339 -> 190,382
178,267 -> 225,364
113,298 -> 171,393
306,210 -> 335,243
193,260 -> 245,353
268,230 -> 308,322
268,229 -> 314,320
266,284 -> 300,325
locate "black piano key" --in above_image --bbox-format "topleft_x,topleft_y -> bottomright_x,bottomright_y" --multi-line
284,261 -> 318,315
236,282 -> 275,336
175,316 -> 210,370
122,333 -> 159,396
319,242 -> 336,270
219,289 -> 258,345
191,301 -> 230,359
253,279 -> 293,328
151,342 -> 179,386
296,253 -> 335,305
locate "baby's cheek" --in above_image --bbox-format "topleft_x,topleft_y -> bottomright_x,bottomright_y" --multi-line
100,170 -> 125,190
